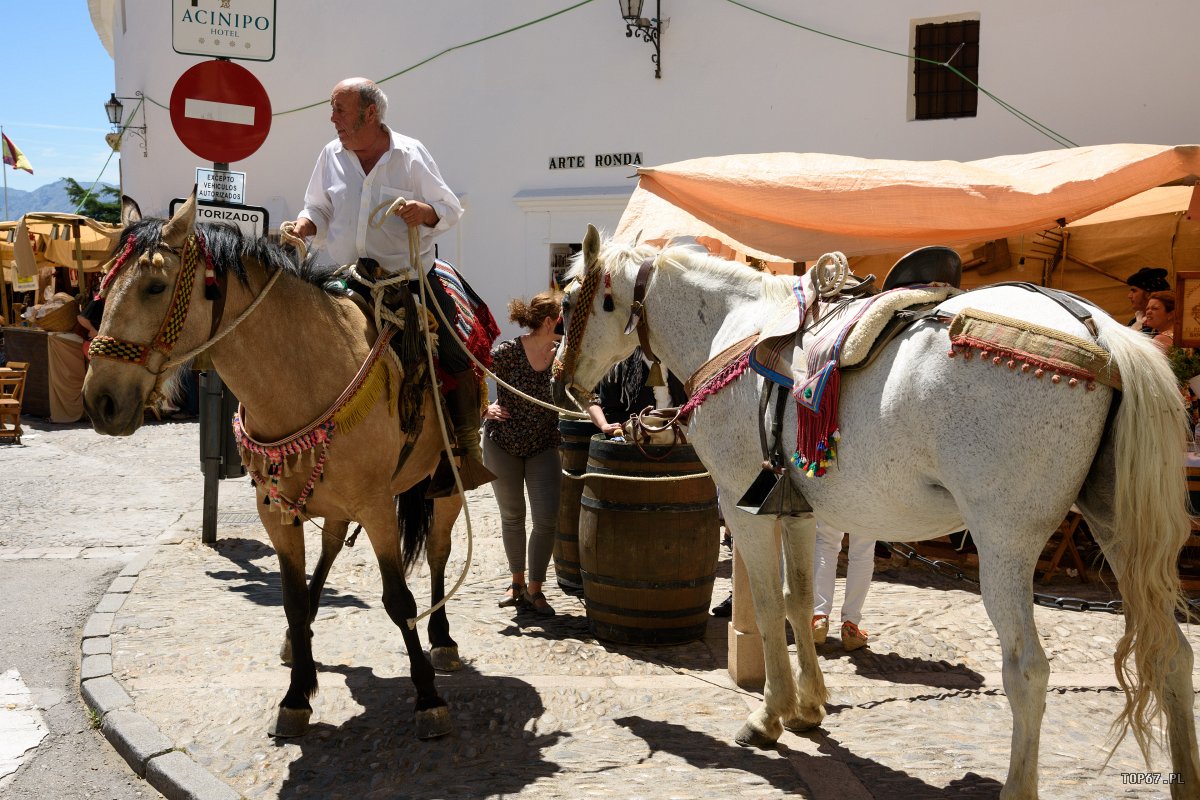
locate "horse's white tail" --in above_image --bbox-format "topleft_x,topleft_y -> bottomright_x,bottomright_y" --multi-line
1101,319 -> 1191,761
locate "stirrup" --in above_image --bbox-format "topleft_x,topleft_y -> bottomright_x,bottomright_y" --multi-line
426,451 -> 496,498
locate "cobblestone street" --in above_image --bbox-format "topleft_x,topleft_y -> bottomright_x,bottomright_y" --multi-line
5,419 -> 1200,798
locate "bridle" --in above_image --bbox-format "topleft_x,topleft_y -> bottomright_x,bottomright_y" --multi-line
88,229 -> 281,383
621,258 -> 664,386
88,233 -> 207,375
552,253 -> 664,405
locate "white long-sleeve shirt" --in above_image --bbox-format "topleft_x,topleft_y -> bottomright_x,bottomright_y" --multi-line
298,126 -> 463,274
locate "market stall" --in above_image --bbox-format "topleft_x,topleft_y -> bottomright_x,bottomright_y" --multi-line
1,213 -> 121,422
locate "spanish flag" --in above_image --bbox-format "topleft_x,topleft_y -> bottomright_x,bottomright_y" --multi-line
2,133 -> 33,174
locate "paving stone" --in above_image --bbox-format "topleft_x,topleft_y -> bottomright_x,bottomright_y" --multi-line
82,611 -> 115,639
146,750 -> 240,800
82,636 -> 112,656
81,675 -> 132,715
100,708 -> 174,776
95,593 -> 127,614
81,653 -> 113,680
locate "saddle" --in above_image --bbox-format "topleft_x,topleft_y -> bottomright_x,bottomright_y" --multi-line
737,247 -> 962,514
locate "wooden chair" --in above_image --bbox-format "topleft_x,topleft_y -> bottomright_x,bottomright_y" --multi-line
0,364 -> 28,444
1037,511 -> 1090,584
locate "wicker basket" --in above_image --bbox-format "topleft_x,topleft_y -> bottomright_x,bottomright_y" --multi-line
33,298 -> 80,333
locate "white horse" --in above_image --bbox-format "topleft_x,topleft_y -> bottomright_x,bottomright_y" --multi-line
551,226 -> 1199,799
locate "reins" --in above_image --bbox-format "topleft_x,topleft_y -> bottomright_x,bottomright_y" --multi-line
367,198 -> 587,420
89,230 -> 283,410
164,268 -> 282,371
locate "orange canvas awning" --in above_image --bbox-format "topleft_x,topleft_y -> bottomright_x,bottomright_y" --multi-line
614,144 -> 1200,263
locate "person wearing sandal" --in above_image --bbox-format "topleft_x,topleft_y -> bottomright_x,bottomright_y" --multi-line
483,290 -> 563,618
811,519 -> 875,651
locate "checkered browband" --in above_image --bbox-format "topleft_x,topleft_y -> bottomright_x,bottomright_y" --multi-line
88,233 -> 202,370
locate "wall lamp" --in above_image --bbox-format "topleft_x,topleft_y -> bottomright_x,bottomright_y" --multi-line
619,0 -> 663,79
104,92 -> 148,157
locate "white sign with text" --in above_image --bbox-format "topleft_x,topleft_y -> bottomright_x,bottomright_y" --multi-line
172,0 -> 277,61
196,168 -> 246,205
171,198 -> 269,240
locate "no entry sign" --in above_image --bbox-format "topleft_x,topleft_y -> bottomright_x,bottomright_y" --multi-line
170,60 -> 272,163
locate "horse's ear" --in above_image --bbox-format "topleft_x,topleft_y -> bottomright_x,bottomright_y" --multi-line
583,224 -> 601,270
161,186 -> 197,248
120,195 -> 142,226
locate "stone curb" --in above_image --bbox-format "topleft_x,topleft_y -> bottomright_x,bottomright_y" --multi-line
80,507 -> 243,800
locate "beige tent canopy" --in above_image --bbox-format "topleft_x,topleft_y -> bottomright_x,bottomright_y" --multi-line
1,213 -> 122,326
612,143 -> 1200,320
1,213 -> 122,281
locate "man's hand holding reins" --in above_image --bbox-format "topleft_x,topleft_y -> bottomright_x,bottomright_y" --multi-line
286,218 -> 317,239
393,200 -> 438,228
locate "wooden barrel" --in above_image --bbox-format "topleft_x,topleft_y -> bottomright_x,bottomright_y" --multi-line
578,437 -> 719,645
555,418 -> 598,592
558,417 -> 598,474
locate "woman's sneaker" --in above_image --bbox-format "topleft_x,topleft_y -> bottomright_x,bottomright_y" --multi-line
811,614 -> 829,645
841,620 -> 869,651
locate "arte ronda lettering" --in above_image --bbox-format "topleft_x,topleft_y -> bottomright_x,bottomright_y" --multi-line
179,11 -> 271,31
594,152 -> 643,168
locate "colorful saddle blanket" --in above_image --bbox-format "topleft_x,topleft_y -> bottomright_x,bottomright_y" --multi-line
749,281 -> 959,476
431,259 -> 501,376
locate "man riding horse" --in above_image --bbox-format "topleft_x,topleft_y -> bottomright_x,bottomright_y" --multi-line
286,77 -> 495,496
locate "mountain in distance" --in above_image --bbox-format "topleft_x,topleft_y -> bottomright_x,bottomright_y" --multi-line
1,179 -> 117,221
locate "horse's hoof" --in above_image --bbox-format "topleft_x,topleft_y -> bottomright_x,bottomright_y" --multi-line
269,706 -> 312,738
783,714 -> 823,733
414,704 -> 453,740
734,723 -> 779,749
430,646 -> 462,672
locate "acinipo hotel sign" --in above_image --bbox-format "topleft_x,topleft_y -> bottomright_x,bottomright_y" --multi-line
172,0 -> 278,62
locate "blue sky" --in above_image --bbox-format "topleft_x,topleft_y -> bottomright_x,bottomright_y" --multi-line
2,2 -> 116,195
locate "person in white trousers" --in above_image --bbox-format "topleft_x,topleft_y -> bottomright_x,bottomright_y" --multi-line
812,519 -> 875,650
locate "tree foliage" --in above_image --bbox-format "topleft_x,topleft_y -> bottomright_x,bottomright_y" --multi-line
62,178 -> 120,223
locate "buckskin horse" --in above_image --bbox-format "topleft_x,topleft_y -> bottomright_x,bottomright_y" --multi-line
551,225 -> 1199,799
83,193 -> 464,740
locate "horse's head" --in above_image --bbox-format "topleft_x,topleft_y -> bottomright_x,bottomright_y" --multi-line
83,192 -> 215,435
551,224 -> 654,409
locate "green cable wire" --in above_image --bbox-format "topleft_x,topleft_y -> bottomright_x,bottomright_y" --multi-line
128,0 -> 1077,155
722,0 -> 1078,149
135,0 -> 598,118
73,146 -> 118,215
75,97 -> 143,214
275,0 -> 597,117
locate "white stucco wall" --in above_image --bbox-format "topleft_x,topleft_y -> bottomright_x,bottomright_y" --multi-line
99,0 -> 1200,337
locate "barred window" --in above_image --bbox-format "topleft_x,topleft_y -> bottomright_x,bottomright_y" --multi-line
913,19 -> 979,120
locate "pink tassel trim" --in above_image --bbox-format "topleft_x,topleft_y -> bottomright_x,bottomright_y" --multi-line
679,351 -> 751,421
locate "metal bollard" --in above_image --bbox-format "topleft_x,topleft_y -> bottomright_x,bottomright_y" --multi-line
198,371 -> 245,543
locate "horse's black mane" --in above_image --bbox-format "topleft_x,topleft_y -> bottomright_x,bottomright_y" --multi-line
119,218 -> 340,287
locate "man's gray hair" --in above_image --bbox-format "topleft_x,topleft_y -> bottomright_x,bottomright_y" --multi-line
358,82 -> 388,122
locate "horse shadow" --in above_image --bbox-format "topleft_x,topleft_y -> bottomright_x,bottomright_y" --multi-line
816,646 -> 985,691
276,662 -> 564,799
614,715 -> 1004,799
204,535 -> 369,611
